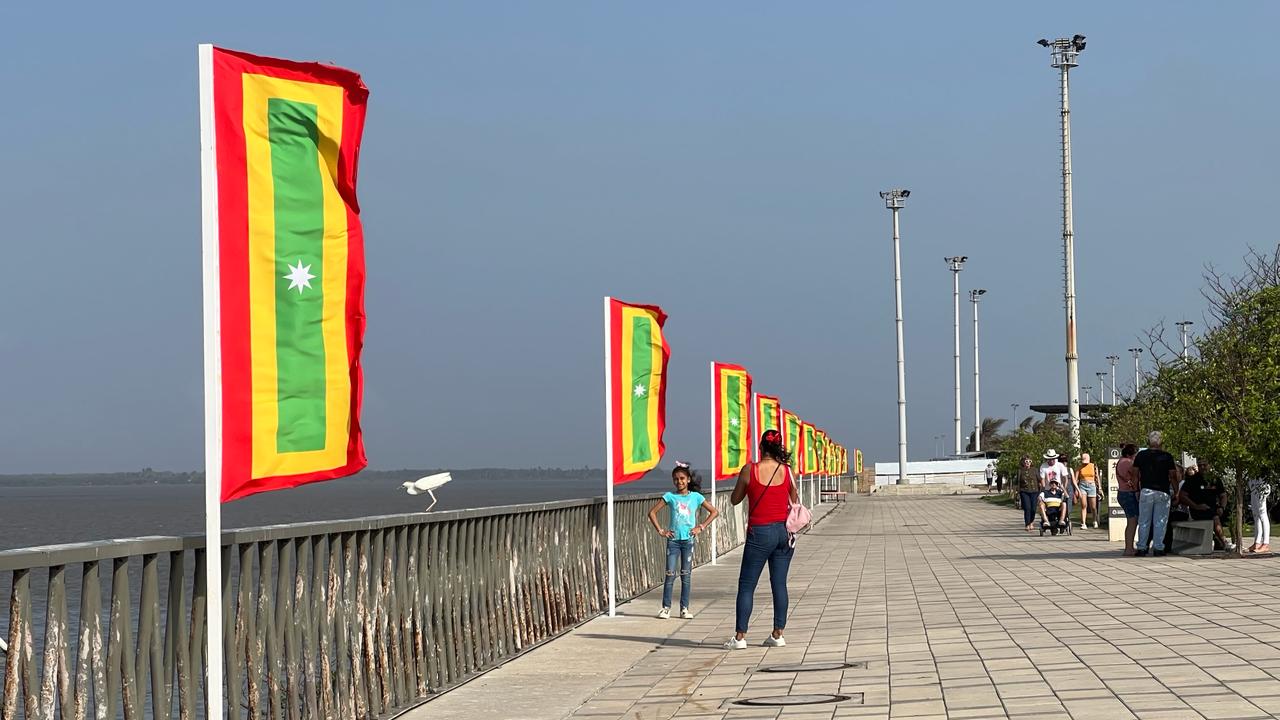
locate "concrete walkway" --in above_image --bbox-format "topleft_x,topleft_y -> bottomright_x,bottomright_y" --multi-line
406,495 -> 1280,720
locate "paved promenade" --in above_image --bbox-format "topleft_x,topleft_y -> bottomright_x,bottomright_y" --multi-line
409,494 -> 1280,720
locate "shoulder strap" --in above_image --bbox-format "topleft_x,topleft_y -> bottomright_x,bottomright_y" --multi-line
748,462 -> 783,508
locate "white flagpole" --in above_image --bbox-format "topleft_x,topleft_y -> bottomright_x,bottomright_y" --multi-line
197,43 -> 224,720
750,392 -> 759,463
603,297 -> 617,617
709,362 -> 717,565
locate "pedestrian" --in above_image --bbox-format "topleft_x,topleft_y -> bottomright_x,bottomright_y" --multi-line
1178,462 -> 1234,552
1017,456 -> 1040,532
1116,444 -> 1141,556
1039,450 -> 1073,527
1075,452 -> 1099,529
647,462 -> 718,620
1249,477 -> 1271,554
985,461 -> 996,492
995,468 -> 1004,494
724,430 -> 797,649
1134,431 -> 1178,557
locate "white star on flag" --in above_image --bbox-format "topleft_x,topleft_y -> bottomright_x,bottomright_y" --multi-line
729,418 -> 739,427
283,260 -> 316,293
633,383 -> 646,398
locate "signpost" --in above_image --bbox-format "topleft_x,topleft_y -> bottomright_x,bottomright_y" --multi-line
1106,446 -> 1124,542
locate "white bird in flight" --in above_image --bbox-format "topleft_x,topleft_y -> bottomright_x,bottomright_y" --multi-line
402,472 -> 452,512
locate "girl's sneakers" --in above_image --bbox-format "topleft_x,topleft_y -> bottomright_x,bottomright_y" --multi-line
680,608 -> 694,619
763,635 -> 786,647
723,637 -> 747,650
657,607 -> 670,619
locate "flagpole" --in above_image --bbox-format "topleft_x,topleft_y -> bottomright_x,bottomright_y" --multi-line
709,362 -> 717,565
197,43 -> 224,720
750,392 -> 759,463
603,297 -> 617,617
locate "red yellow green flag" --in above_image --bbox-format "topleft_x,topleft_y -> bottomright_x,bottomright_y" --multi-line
855,449 -> 863,474
209,47 -> 369,502
802,423 -> 818,474
712,363 -> 752,480
816,429 -> 828,473
754,394 -> 781,437
608,298 -> 670,484
782,410 -> 802,473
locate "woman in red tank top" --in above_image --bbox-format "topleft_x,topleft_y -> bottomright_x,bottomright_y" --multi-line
724,430 -> 799,649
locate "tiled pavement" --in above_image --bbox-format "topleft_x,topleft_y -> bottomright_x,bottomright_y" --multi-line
410,494 -> 1280,720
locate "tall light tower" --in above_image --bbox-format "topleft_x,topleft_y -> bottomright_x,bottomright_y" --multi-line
1082,385 -> 1093,405
1011,403 -> 1020,429
1095,372 -> 1108,405
1129,347 -> 1144,396
1038,33 -> 1087,453
882,189 -> 911,484
1106,355 -> 1120,405
946,256 -> 968,455
970,288 -> 986,452
1176,320 -> 1194,359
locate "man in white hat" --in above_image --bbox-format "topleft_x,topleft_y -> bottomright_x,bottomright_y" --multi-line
1039,449 -> 1073,527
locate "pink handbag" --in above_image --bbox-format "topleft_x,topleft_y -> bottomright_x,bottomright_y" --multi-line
786,501 -> 812,534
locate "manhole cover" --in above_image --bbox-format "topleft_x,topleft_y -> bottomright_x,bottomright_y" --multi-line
757,661 -> 865,673
732,694 -> 853,707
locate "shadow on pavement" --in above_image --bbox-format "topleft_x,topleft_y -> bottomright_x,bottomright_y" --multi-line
576,633 -> 719,649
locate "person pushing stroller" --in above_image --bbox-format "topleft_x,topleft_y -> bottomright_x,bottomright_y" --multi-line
1039,477 -> 1071,535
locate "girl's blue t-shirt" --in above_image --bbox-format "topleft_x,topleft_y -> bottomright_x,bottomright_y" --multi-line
663,491 -> 705,540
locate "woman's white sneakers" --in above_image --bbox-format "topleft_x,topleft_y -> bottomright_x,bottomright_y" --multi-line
723,635 -> 785,650
657,607 -> 670,619
680,608 -> 694,619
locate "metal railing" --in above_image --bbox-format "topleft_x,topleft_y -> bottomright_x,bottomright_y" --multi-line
0,477 -> 837,719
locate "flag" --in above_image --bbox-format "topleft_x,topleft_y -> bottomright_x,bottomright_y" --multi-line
782,410 -> 802,473
713,363 -> 752,480
855,449 -> 863,474
608,298 -> 670,483
755,394 -> 781,436
802,423 -> 818,474
209,47 -> 369,502
820,434 -> 828,474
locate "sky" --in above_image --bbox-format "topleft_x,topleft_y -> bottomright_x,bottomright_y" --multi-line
2,2 -> 1277,474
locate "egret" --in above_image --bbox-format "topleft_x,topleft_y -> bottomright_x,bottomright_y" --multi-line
403,472 -> 452,512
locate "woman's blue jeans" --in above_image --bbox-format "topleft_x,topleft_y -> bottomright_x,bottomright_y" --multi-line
735,522 -> 793,634
662,538 -> 693,609
1020,491 -> 1040,526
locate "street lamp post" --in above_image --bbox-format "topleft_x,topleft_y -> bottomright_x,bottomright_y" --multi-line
1082,385 -> 1092,405
946,256 -> 967,456
882,189 -> 911,484
1106,355 -> 1119,405
1176,320 -> 1194,359
1095,372 -> 1108,405
1011,403 -> 1020,430
1037,33 -> 1087,454
1129,347 -> 1144,396
970,288 -> 986,452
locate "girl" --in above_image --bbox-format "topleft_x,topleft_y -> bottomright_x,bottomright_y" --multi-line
1249,476 -> 1271,554
725,430 -> 798,649
647,462 -> 719,619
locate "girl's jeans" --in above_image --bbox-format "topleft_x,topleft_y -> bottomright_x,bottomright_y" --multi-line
662,538 -> 693,609
735,522 -> 793,634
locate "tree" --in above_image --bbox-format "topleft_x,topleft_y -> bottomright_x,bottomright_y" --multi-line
1129,245 -> 1280,552
966,417 -> 1008,453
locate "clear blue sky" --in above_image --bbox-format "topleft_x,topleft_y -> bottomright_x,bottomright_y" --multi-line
2,2 -> 1276,473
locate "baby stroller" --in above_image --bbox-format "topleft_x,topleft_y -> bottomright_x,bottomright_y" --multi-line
1038,481 -> 1073,536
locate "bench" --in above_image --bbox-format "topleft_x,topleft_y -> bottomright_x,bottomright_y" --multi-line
1169,519 -> 1214,555
820,491 -> 848,503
